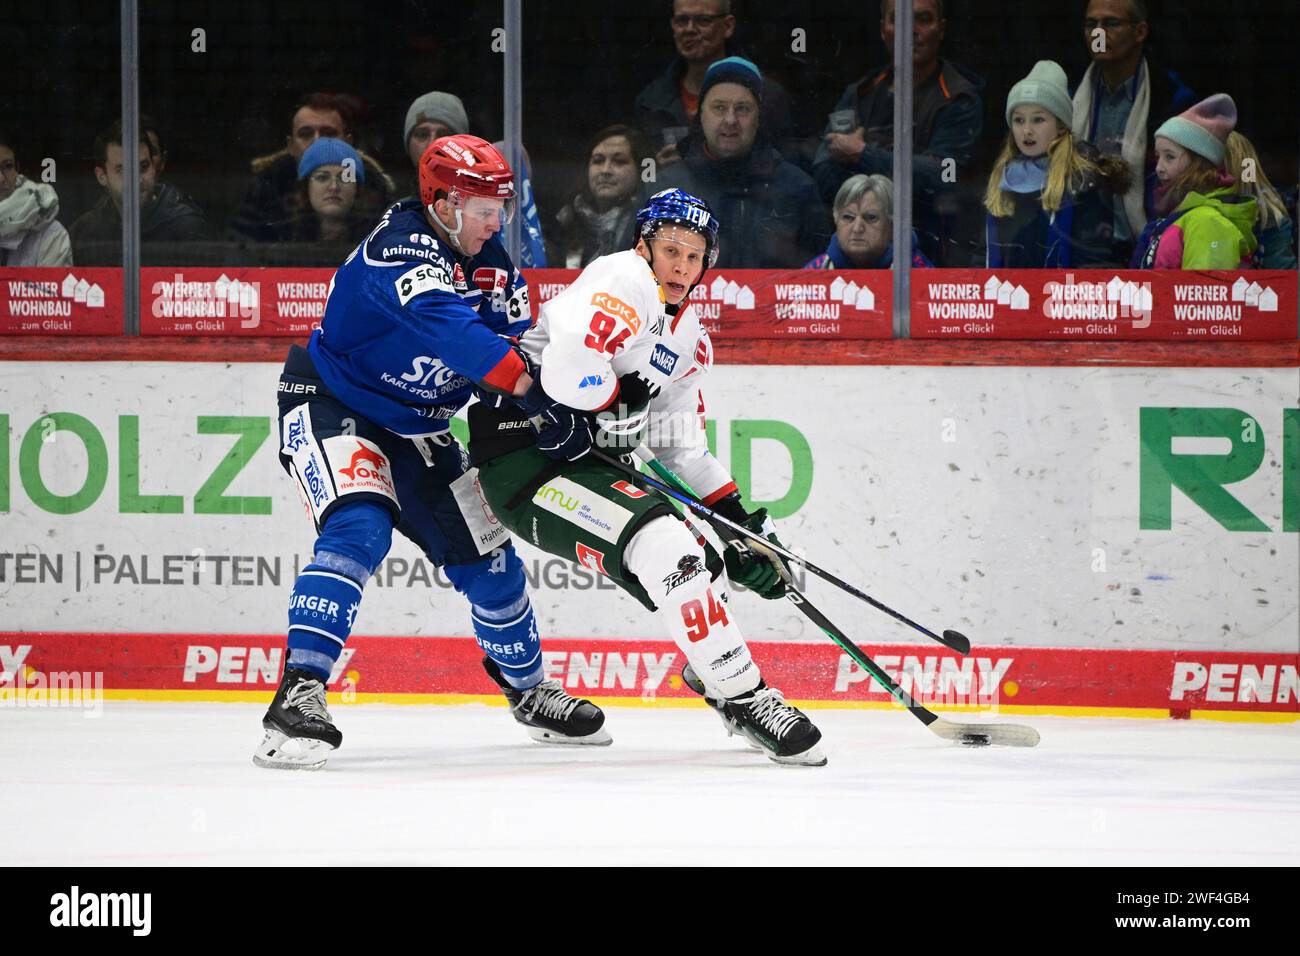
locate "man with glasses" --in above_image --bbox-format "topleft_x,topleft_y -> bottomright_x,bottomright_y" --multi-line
256,134 -> 609,770
634,0 -> 795,168
1071,0 -> 1196,263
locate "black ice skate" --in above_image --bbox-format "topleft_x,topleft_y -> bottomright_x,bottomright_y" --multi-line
683,664 -> 825,766
252,668 -> 342,771
483,657 -> 612,746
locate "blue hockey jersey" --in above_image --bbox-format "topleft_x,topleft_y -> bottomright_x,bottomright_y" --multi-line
307,199 -> 533,436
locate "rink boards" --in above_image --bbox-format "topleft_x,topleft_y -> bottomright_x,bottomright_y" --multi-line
0,355 -> 1297,719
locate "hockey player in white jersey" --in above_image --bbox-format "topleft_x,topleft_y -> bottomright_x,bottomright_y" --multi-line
468,188 -> 825,765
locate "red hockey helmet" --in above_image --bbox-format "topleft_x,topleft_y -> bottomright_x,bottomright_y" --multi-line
419,134 -> 517,210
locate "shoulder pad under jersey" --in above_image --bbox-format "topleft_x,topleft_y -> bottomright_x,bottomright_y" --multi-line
366,201 -> 457,269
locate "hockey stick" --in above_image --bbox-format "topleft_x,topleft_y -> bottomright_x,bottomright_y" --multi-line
602,447 -> 1040,748
587,448 -> 971,656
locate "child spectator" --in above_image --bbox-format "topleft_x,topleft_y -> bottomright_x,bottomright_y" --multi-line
983,61 -> 1129,268
0,133 -> 71,266
548,125 -> 647,268
1224,131 -> 1297,270
805,173 -> 931,269
1133,94 -> 1257,269
286,138 -> 374,245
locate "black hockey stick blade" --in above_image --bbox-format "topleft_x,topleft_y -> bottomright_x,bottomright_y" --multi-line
942,630 -> 972,655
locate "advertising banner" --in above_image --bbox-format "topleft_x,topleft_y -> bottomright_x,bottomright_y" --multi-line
0,268 -> 123,335
0,363 -> 1296,664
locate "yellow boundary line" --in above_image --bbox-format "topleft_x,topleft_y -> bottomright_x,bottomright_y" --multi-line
81,688 -> 1300,722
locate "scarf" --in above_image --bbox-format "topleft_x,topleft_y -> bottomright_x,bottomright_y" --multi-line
1000,155 -> 1050,194
1071,58 -> 1151,237
0,176 -> 61,249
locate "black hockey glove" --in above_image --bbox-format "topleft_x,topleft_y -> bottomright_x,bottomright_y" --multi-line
517,373 -> 594,461
715,495 -> 790,599
594,372 -> 660,453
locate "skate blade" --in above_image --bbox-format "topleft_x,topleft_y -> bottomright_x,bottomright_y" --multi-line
766,744 -> 828,768
525,725 -> 613,746
252,729 -> 336,770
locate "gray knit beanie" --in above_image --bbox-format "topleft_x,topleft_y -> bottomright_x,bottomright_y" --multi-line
403,92 -> 469,147
1005,60 -> 1073,129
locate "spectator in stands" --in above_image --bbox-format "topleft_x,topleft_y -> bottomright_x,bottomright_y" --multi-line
983,61 -> 1129,268
286,139 -> 375,246
1071,0 -> 1197,263
635,0 -> 795,168
0,133 -> 72,266
402,91 -> 469,191
813,0 -> 983,266
805,173 -> 931,269
230,92 -> 395,243
1133,95 -> 1257,269
548,125 -> 648,268
141,114 -> 167,179
396,90 -> 549,267
1225,131 -> 1297,270
69,119 -> 211,266
655,57 -> 827,268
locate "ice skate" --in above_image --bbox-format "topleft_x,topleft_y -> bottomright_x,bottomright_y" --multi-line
483,657 -> 612,745
253,668 -> 342,771
681,662 -> 758,750
683,664 -> 824,765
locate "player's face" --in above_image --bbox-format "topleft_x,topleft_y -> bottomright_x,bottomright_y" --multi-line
306,163 -> 359,218
587,136 -> 638,208
288,107 -> 346,160
0,146 -> 17,201
1010,106 -> 1059,159
836,191 -> 891,266
1153,137 -> 1192,186
638,225 -> 707,305
407,120 -> 454,169
437,195 -> 508,256
700,84 -> 759,160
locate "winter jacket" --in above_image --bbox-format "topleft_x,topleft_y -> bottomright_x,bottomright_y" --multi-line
804,232 -> 932,269
654,134 -> 829,268
634,56 -> 798,162
229,149 -> 395,243
69,182 -> 212,266
985,146 -> 1128,269
1133,187 -> 1258,269
1255,218 -> 1298,270
812,59 -> 985,266
0,176 -> 71,266
548,193 -> 639,268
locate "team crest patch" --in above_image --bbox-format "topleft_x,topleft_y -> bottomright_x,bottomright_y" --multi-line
576,542 -> 608,575
663,554 -> 705,594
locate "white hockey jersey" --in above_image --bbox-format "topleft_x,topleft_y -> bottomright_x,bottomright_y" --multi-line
519,249 -> 736,503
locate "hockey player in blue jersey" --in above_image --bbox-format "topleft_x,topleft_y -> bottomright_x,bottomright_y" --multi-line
256,134 -> 609,770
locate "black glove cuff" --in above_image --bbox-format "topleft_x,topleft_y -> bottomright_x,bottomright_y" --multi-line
615,372 -> 657,413
712,492 -> 749,525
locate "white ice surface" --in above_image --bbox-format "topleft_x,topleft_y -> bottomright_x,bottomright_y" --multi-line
2,702 -> 1298,866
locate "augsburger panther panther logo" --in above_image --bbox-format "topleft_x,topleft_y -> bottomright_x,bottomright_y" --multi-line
662,555 -> 704,595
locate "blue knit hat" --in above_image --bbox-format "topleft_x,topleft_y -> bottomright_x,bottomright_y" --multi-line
298,137 -> 366,183
699,56 -> 764,104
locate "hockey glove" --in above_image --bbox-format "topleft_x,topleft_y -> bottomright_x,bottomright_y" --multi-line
720,505 -> 790,600
594,372 -> 660,453
534,404 -> 594,461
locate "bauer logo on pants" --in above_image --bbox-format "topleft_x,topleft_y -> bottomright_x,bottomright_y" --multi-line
323,436 -> 397,502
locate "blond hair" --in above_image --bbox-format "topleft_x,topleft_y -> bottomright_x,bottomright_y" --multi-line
1226,131 -> 1288,230
1156,152 -> 1221,215
983,125 -> 1097,218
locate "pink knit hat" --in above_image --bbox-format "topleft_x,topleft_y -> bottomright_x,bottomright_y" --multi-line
1154,94 -> 1237,166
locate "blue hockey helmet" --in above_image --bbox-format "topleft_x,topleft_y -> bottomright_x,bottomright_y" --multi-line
635,188 -> 720,268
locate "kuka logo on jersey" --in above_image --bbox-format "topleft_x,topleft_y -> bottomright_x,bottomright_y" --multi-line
591,292 -> 640,333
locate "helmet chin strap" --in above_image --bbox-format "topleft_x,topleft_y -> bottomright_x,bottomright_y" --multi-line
427,203 -> 468,255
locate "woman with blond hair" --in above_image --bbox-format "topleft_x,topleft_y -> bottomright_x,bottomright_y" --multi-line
1132,95 -> 1257,269
1225,131 -> 1296,270
984,61 -> 1129,268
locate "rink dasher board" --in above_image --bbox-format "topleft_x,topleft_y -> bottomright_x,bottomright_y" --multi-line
0,361 -> 1296,659
0,632 -> 1296,719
